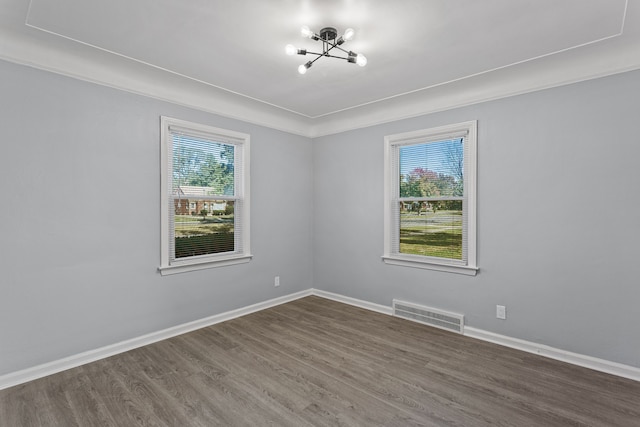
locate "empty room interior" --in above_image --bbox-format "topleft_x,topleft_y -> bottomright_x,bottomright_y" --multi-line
1,0 -> 640,425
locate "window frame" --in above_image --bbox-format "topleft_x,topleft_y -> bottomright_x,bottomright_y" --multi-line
159,116 -> 251,276
383,120 -> 478,276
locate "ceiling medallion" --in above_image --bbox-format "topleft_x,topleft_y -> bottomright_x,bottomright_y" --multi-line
286,26 -> 367,74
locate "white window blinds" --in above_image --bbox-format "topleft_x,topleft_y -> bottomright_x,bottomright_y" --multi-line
383,121 -> 477,275
160,117 -> 251,274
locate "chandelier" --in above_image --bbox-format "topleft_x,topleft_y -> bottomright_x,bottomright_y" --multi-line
286,26 -> 367,74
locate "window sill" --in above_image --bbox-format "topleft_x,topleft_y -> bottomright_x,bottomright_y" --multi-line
159,254 -> 252,276
382,255 -> 478,276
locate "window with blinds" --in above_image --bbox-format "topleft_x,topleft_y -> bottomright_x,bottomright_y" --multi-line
159,117 -> 251,275
383,121 -> 477,275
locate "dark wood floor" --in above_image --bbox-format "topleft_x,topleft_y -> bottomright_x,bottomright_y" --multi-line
1,296 -> 639,426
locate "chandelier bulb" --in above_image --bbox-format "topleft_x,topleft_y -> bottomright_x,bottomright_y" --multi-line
356,54 -> 367,67
298,61 -> 313,74
301,25 -> 314,39
285,44 -> 296,56
343,28 -> 355,41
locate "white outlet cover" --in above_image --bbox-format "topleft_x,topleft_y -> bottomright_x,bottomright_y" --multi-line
496,305 -> 506,319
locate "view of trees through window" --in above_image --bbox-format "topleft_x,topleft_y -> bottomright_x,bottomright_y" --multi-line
398,138 -> 464,260
171,135 -> 236,259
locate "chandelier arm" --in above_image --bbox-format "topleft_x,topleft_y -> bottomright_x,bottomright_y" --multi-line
333,45 -> 352,55
308,54 -> 325,67
304,51 -> 329,56
304,51 -> 351,61
323,42 -> 337,55
324,43 -> 353,60
323,41 -> 351,56
322,54 -> 352,60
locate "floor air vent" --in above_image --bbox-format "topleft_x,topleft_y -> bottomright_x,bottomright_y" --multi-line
392,300 -> 464,334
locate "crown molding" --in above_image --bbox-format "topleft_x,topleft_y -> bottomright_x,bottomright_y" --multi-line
308,34 -> 640,137
0,27 -> 314,137
1,19 -> 640,140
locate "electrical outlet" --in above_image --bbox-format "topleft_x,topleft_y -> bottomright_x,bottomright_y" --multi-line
496,305 -> 506,320
274,276 -> 280,287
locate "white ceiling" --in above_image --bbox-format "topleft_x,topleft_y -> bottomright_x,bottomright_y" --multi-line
1,0 -> 639,137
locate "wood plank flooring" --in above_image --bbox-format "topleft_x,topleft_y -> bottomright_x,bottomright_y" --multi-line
1,296 -> 639,426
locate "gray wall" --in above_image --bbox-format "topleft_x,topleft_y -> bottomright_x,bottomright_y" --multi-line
0,60 -> 313,375
2,56 -> 639,377
313,69 -> 640,368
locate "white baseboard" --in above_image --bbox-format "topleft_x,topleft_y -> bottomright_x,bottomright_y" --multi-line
463,327 -> 640,382
0,289 -> 312,391
310,291 -> 640,382
2,288 -> 638,390
310,289 -> 393,315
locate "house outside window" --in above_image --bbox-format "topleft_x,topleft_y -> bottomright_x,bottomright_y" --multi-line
383,121 -> 477,275
159,117 -> 251,275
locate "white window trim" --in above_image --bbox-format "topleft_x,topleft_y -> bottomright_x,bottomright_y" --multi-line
159,116 -> 251,276
383,120 -> 478,276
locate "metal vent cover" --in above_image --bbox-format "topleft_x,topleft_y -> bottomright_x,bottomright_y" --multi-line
393,299 -> 464,334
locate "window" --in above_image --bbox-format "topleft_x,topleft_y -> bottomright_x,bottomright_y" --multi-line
159,117 -> 251,275
383,121 -> 477,275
